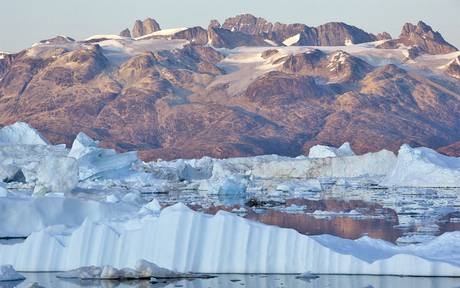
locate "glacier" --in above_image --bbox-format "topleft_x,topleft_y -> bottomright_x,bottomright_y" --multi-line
0,122 -> 460,276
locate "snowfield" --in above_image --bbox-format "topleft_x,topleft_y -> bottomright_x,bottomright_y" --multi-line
0,122 -> 459,275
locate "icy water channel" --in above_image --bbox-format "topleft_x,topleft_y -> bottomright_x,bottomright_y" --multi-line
4,273 -> 460,288
148,186 -> 460,244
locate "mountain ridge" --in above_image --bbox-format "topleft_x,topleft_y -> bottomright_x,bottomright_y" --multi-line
0,14 -> 459,160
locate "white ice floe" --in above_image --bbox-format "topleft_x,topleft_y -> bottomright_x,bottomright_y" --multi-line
1,203 -> 460,276
0,265 -> 25,282
283,34 -> 301,46
382,144 -> 460,187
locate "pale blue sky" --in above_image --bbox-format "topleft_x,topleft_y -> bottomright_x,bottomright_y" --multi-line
0,0 -> 458,52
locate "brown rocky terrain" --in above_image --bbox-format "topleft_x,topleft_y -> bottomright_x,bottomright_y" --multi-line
377,21 -> 458,55
0,16 -> 459,160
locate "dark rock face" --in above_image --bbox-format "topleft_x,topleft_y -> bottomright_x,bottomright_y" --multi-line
219,14 -> 377,47
377,21 -> 457,55
376,32 -> 392,41
208,25 -> 269,49
39,36 -> 75,45
172,27 -> 209,45
315,22 -> 376,46
119,28 -> 132,38
132,18 -> 161,38
280,50 -> 373,83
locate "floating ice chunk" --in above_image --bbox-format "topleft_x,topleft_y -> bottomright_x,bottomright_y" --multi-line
0,122 -> 49,146
34,156 -> 78,195
198,159 -> 249,195
100,265 -> 121,279
382,144 -> 460,187
147,157 -> 213,182
308,142 -> 355,158
0,265 -> 25,282
58,266 -> 103,279
68,132 -> 140,181
135,259 -> 185,278
58,260 -> 191,280
68,132 -> 98,160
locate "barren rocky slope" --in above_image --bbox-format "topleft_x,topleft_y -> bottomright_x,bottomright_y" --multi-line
0,15 -> 459,160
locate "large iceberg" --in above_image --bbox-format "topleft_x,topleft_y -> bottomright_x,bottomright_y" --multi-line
382,145 -> 460,187
1,203 -> 459,276
251,150 -> 396,179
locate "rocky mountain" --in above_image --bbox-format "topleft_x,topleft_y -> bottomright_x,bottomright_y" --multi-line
130,18 -> 162,38
446,55 -> 460,79
377,21 -> 458,55
0,16 -> 459,160
220,14 -> 379,47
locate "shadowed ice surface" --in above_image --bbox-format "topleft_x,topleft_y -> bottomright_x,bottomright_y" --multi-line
6,273 -> 460,288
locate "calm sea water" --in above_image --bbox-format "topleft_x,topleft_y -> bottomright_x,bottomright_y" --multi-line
3,273 -> 460,288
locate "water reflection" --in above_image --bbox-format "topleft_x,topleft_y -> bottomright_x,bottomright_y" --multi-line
7,273 -> 460,288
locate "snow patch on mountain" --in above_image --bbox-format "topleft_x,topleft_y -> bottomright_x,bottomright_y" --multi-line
283,34 -> 301,46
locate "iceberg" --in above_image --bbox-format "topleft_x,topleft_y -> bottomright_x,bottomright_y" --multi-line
68,132 -> 140,181
34,156 -> 79,195
251,150 -> 396,179
1,203 -> 460,276
382,145 -> 460,187
0,122 -> 49,146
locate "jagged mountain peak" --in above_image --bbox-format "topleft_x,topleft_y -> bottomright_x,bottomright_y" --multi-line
132,18 -> 162,38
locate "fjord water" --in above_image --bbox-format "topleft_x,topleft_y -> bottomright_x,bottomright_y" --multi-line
10,273 -> 460,288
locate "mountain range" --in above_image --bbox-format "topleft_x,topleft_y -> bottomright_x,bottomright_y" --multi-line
0,14 -> 459,160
